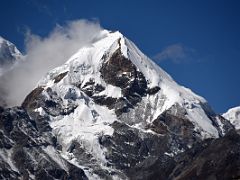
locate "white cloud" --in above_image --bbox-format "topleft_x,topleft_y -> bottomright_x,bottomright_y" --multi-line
0,19 -> 104,107
153,43 -> 196,63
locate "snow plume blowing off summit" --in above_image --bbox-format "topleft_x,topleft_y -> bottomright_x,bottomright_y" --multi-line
0,20 -> 104,107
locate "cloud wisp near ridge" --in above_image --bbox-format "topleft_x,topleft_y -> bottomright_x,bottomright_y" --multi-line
153,43 -> 196,64
0,19 -> 104,107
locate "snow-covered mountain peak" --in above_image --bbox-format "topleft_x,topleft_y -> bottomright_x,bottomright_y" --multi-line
22,29 -> 234,178
0,36 -> 22,59
0,36 -> 22,76
40,30 -> 200,103
37,30 -> 220,137
223,106 -> 240,129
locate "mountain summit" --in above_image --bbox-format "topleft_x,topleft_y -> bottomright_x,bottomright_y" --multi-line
0,36 -> 22,76
0,30 -> 239,179
31,30 -> 230,137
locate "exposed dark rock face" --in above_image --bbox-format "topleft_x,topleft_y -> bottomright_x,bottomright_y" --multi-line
0,107 -> 87,180
100,48 -> 146,106
53,71 -> 68,83
98,106 -> 200,176
81,78 -> 105,97
146,86 -> 161,95
98,47 -> 159,116
170,130 -> 240,180
147,110 -> 198,150
128,155 -> 176,180
22,86 -> 44,110
23,86 -> 79,117
127,130 -> 240,180
100,121 -> 170,171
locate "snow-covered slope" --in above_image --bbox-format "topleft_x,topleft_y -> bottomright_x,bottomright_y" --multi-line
22,30 -> 233,179
223,106 -> 240,129
0,36 -> 22,75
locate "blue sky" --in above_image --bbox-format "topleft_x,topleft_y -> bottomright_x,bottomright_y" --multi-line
0,0 -> 239,113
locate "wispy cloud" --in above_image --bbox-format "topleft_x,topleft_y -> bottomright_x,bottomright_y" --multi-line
0,19 -> 104,107
153,43 -> 196,64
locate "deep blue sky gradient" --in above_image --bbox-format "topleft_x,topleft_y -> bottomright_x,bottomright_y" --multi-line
0,0 -> 239,113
